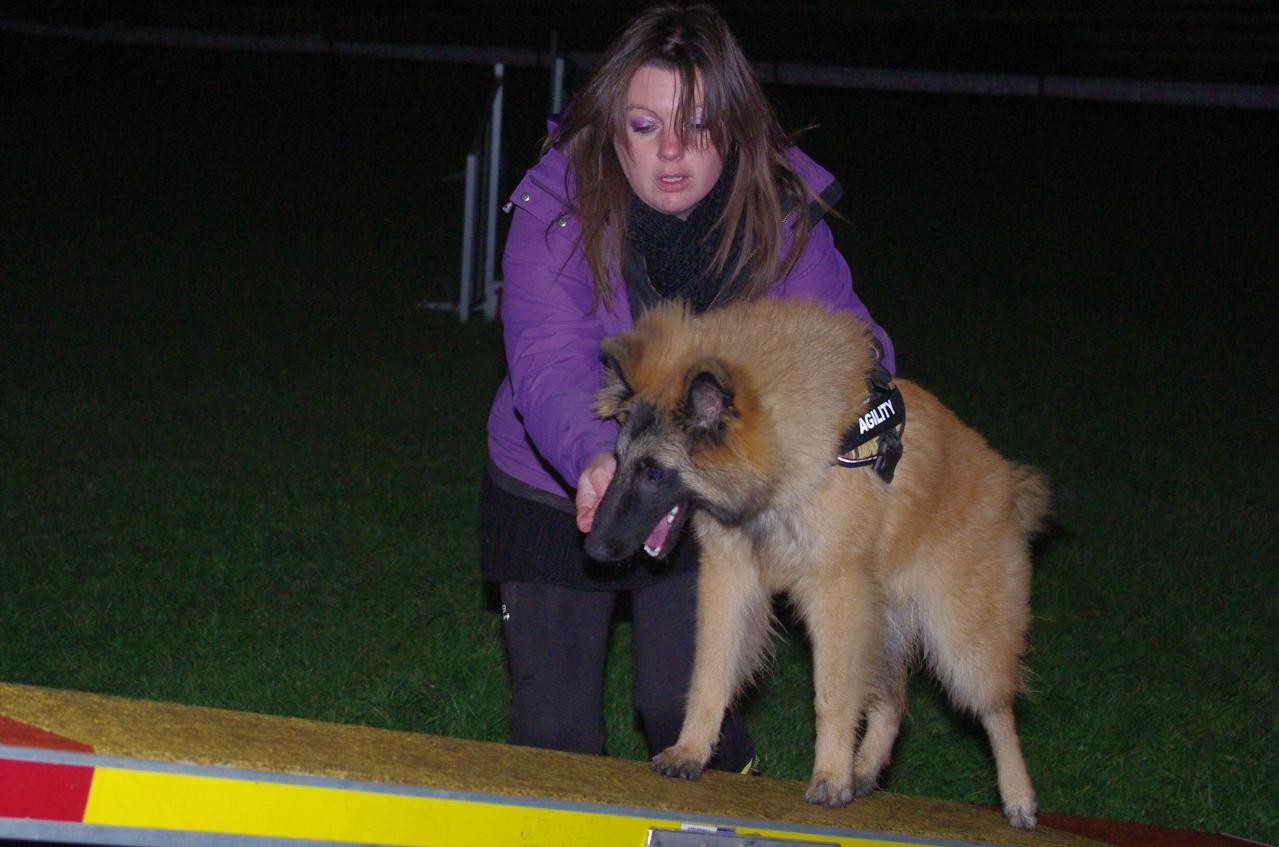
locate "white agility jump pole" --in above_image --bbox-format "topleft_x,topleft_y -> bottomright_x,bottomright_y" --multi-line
456,150 -> 479,322
549,30 -> 565,116
552,55 -> 566,115
455,63 -> 503,323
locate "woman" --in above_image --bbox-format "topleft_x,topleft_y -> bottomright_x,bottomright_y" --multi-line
481,3 -> 894,771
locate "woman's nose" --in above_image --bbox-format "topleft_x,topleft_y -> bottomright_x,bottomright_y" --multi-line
658,128 -> 684,161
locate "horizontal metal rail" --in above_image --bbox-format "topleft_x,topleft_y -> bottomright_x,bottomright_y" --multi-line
3,18 -> 1277,109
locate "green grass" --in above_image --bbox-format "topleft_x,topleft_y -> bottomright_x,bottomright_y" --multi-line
2,39 -> 1277,843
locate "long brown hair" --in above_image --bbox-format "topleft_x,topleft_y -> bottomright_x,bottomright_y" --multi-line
551,3 -> 814,312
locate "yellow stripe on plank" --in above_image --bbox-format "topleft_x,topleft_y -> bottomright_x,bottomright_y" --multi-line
82,765 -> 914,847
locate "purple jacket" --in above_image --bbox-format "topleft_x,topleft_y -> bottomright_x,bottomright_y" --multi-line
486,143 -> 895,504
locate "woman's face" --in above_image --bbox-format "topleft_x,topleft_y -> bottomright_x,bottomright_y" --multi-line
615,63 -> 724,220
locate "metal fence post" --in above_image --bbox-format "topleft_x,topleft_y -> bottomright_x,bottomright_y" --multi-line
482,63 -> 504,320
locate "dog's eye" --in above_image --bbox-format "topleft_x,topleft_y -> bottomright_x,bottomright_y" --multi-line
637,459 -> 665,482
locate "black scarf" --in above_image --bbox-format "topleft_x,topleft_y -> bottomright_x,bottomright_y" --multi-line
627,156 -> 743,313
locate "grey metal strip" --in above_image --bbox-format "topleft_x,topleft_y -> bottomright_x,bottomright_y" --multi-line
0,819 -> 375,847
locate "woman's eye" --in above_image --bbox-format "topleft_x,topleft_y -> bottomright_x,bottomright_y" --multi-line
630,122 -> 658,135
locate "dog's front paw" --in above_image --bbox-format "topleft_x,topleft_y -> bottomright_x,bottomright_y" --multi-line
652,745 -> 707,781
1003,796 -> 1038,830
850,771 -> 878,799
804,772 -> 855,807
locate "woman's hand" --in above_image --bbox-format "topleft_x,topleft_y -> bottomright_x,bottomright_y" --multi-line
575,452 -> 617,533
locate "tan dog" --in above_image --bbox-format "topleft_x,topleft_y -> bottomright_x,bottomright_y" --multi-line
583,298 -> 1050,829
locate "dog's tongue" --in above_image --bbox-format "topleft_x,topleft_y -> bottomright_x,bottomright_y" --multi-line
644,514 -> 672,556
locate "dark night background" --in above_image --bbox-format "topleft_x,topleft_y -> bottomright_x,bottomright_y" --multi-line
6,0 -> 1279,81
2,1 -> 1277,844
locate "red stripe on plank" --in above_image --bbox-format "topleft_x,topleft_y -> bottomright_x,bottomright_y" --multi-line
1040,812 -> 1261,847
0,715 -> 94,753
0,758 -> 94,822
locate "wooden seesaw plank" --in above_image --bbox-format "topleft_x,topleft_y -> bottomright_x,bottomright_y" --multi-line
0,682 -> 1102,847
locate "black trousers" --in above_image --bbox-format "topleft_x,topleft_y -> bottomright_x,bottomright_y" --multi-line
499,571 -> 756,771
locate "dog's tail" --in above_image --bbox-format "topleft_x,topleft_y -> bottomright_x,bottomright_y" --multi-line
1010,463 -> 1053,538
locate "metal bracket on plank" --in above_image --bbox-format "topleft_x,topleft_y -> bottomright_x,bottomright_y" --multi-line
647,826 -> 838,847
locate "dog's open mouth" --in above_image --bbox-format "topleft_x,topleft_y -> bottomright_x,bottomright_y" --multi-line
643,500 -> 691,558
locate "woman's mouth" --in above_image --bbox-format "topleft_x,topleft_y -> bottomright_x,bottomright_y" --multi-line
657,174 -> 690,192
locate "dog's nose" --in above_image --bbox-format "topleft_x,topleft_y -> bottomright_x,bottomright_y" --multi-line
583,532 -> 624,562
583,532 -> 607,561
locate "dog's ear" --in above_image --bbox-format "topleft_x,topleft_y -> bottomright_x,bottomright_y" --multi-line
682,357 -> 735,441
595,334 -> 640,419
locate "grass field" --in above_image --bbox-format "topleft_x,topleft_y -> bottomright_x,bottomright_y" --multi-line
2,35 -> 1277,843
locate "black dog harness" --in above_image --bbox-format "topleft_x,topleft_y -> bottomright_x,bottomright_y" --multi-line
836,365 -> 905,482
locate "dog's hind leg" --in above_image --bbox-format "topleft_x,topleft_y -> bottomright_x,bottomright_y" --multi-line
851,614 -> 913,797
652,539 -> 771,781
919,545 -> 1037,829
793,561 -> 881,807
928,647 -> 1038,828
982,706 -> 1037,830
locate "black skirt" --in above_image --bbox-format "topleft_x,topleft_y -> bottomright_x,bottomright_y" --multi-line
479,465 -> 699,591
